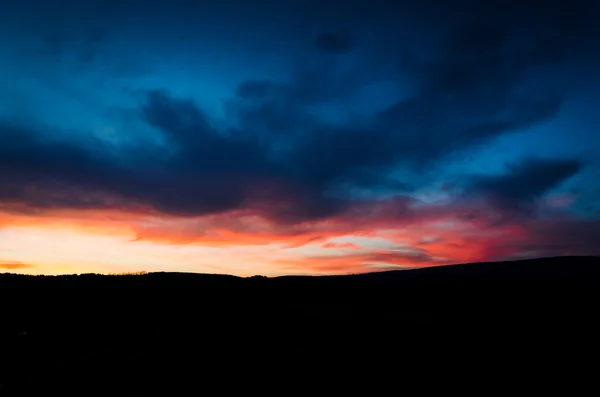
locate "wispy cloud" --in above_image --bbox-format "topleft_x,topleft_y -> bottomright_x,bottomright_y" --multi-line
0,260 -> 35,270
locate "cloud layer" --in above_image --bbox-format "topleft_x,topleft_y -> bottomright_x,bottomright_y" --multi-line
0,0 -> 599,274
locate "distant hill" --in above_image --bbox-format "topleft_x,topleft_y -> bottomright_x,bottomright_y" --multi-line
1,255 -> 599,288
1,256 -> 598,396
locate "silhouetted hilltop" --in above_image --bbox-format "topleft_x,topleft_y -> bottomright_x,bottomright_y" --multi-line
1,256 -> 599,396
2,255 -> 599,289
274,255 -> 600,285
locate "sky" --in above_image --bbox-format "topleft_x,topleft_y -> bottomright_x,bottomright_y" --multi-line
0,0 -> 599,276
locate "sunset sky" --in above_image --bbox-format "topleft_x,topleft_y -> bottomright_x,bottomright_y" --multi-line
1,0 -> 599,276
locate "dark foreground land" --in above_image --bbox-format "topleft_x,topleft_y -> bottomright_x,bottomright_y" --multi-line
1,256 -> 599,395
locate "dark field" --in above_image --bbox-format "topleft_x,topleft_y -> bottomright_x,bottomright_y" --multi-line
1,256 -> 599,395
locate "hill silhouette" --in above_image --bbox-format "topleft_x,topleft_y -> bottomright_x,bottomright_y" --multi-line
1,256 -> 599,395
3,255 -> 599,288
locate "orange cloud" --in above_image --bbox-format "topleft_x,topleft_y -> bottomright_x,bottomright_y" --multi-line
0,260 -> 35,270
0,196 -> 439,250
1,195 -> 597,276
274,250 -> 432,275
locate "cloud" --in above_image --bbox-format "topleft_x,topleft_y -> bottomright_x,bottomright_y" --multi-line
469,157 -> 584,212
519,217 -> 600,258
0,260 -> 34,270
337,248 -> 443,267
228,12 -> 573,194
0,0 -> 595,228
383,19 -> 570,167
0,0 -> 598,277
275,248 -> 432,275
0,191 -> 597,274
0,123 -> 130,208
322,242 -> 360,250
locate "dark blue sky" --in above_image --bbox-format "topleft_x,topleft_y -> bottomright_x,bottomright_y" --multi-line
0,0 -> 599,275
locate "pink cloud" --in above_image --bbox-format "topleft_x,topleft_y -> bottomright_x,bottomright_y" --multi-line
1,194 -> 598,275
322,242 -> 361,250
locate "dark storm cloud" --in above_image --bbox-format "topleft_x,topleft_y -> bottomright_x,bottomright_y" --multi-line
377,17 -> 573,168
228,6 -> 576,189
0,92 -> 347,221
1,0 -> 598,223
138,90 -> 350,221
0,117 -> 268,217
0,123 -> 134,210
469,158 -> 584,212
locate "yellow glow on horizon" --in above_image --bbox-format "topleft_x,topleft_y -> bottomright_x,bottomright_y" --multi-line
0,205 -> 533,276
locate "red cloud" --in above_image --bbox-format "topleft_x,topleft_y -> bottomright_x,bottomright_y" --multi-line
1,194 -> 598,275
